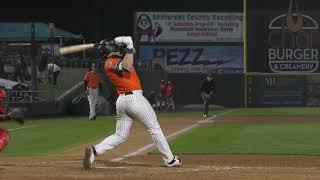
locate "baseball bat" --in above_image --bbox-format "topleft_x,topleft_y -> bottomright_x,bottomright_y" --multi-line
59,43 -> 95,56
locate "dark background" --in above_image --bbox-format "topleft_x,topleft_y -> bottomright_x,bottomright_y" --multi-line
1,0 -> 319,41
247,0 -> 320,73
0,0 -> 242,42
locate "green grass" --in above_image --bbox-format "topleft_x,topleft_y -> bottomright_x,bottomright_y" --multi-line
227,107 -> 320,116
3,107 -> 320,157
165,123 -> 320,155
0,111 -> 211,156
0,116 -> 116,156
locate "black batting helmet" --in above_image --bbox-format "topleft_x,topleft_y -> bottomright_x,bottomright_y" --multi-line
96,39 -> 127,58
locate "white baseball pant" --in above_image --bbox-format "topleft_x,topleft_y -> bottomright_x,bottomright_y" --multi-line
87,88 -> 98,119
94,90 -> 175,163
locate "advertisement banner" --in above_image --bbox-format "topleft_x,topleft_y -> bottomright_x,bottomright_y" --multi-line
305,76 -> 320,106
247,76 -> 306,107
135,12 -> 243,43
247,0 -> 320,73
138,45 -> 243,74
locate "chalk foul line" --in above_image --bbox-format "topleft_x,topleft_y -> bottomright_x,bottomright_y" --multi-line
8,125 -> 39,131
111,109 -> 239,162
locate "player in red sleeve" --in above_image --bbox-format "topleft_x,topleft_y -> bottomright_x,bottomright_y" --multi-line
165,81 -> 175,110
159,80 -> 166,109
0,88 -> 24,152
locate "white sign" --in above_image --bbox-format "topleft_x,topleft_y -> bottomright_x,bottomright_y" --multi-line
135,12 -> 243,43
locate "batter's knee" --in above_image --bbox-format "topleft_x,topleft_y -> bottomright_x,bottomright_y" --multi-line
147,127 -> 162,136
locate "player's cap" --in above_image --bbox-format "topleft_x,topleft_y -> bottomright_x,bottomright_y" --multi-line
207,73 -> 213,77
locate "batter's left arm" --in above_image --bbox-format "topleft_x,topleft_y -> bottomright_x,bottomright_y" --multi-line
114,36 -> 134,71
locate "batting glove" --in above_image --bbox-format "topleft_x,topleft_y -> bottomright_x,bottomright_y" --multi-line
114,36 -> 133,49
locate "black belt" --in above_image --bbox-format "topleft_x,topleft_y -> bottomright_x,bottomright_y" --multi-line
124,91 -> 133,95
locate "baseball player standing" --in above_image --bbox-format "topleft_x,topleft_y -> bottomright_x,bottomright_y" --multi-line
84,63 -> 102,120
83,36 -> 181,169
47,63 -> 61,85
165,81 -> 175,110
158,80 -> 166,109
200,73 -> 215,118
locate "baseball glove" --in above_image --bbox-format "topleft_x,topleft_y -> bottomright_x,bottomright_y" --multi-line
8,107 -> 25,125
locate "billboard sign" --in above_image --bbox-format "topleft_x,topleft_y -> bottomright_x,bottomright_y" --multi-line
247,76 -> 306,106
247,0 -> 320,73
135,12 -> 243,43
138,45 -> 243,74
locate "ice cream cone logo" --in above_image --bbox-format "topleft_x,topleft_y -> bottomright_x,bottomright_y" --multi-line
286,0 -> 303,32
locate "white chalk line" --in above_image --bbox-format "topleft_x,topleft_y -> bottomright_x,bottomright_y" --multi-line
198,108 -> 240,124
94,166 -> 127,169
176,165 -> 320,172
110,109 -> 239,162
8,125 -> 39,131
6,160 -> 82,165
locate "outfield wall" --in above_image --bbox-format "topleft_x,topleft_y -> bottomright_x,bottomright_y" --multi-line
133,4 -> 320,108
137,71 -> 244,107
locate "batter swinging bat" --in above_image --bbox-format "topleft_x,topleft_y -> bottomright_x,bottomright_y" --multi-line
59,43 -> 95,56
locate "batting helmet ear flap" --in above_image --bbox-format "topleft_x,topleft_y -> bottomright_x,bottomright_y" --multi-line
95,39 -> 114,58
96,43 -> 110,58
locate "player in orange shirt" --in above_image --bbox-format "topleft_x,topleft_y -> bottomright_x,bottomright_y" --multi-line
84,63 -> 102,120
83,36 -> 181,169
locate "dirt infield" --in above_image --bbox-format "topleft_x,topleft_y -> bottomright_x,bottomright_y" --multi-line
1,116 -> 320,180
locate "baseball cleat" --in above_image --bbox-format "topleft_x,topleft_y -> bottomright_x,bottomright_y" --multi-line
203,114 -> 208,119
89,115 -> 96,121
83,147 -> 95,170
165,156 -> 182,167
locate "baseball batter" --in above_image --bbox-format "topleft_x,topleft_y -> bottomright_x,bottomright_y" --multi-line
84,63 -> 102,120
83,36 -> 181,169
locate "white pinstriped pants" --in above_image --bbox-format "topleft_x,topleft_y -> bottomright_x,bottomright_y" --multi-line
87,88 -> 98,119
94,90 -> 174,163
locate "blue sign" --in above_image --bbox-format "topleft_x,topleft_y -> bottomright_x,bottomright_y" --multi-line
138,45 -> 243,74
